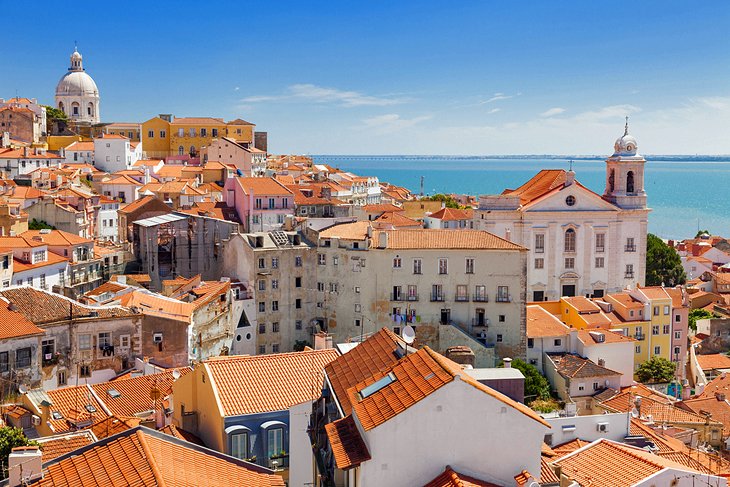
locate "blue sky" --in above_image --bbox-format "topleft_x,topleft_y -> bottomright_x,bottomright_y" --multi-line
3,1 -> 730,155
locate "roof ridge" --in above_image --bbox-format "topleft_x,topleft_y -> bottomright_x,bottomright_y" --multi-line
135,429 -> 167,487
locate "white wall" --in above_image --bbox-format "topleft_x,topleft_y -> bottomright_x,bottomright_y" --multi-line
573,338 -> 635,388
545,413 -> 629,446
638,468 -> 726,487
289,401 -> 315,487
359,378 -> 546,487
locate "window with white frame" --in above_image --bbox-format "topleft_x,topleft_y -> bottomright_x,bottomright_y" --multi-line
393,256 -> 402,268
564,228 -> 576,252
535,258 -> 544,269
595,233 -> 605,253
413,258 -> 422,274
230,432 -> 249,460
79,334 -> 92,351
438,258 -> 448,275
465,258 -> 475,274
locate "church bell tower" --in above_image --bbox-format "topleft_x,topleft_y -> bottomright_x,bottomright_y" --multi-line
603,118 -> 647,210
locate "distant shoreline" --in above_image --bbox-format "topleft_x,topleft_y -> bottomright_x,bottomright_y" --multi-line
314,155 -> 730,162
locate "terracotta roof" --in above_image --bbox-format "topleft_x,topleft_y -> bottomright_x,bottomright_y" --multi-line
103,174 -> 143,186
374,229 -> 525,251
21,229 -> 92,246
552,438 -> 590,456
629,418 -> 687,453
236,177 -> 294,196
172,116 -> 226,125
423,466 -> 499,487
203,349 -> 339,416
117,195 -> 171,214
696,353 -> 730,371
349,346 -> 549,431
526,305 -> 570,338
549,353 -> 622,379
318,221 -> 371,240
427,207 -> 473,221
118,289 -> 194,322
637,286 -> 671,300
696,373 -> 730,399
0,287 -> 135,325
65,141 -> 95,152
90,415 -> 142,439
575,329 -> 635,346
501,169 -> 567,205
373,211 -> 422,228
0,299 -> 45,339
324,328 -> 404,415
362,203 -> 403,213
84,281 -> 127,298
34,427 -> 285,487
601,391 -> 715,425
159,424 -> 205,446
41,385 -> 111,434
606,292 -> 644,309
0,148 -> 62,160
665,287 -> 685,308
90,368 -> 191,418
324,415 -> 371,470
540,457 -> 560,484
227,118 -> 255,125
563,296 -> 602,313
681,396 -> 730,435
554,439 -> 709,487
12,251 -> 68,273
36,431 -> 96,462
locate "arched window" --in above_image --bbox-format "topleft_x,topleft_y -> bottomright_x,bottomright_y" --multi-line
178,145 -> 185,155
87,102 -> 94,116
58,102 -> 64,113
608,169 -> 615,193
626,171 -> 635,193
564,228 -> 576,252
71,102 -> 80,116
189,146 -> 197,157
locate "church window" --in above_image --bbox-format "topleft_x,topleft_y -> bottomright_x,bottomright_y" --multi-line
189,146 -> 197,157
564,228 -> 576,252
626,171 -> 635,193
608,169 -> 615,192
178,146 -> 184,155
87,103 -> 94,116
565,195 -> 576,206
595,233 -> 605,253
178,128 -> 184,137
72,103 -> 79,116
535,234 -> 545,253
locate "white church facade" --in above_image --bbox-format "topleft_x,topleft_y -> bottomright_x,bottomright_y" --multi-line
55,48 -> 100,125
475,123 -> 649,301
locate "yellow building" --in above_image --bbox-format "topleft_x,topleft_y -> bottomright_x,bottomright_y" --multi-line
141,115 -> 256,159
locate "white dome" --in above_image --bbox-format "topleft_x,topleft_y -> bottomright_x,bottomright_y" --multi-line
56,71 -> 98,97
612,118 -> 639,156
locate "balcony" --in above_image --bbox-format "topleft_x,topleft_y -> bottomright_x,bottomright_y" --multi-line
625,245 -> 637,252
430,294 -> 445,302
455,295 -> 469,302
390,292 -> 404,302
406,295 -> 419,302
625,272 -> 635,279
496,295 -> 511,303
634,333 -> 645,341
473,294 -> 489,302
268,453 -> 289,470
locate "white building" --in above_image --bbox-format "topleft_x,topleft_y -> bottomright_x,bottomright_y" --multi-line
63,140 -> 95,165
55,48 -> 100,125
93,134 -> 142,173
475,123 -> 649,301
96,196 -> 120,242
0,147 -> 63,179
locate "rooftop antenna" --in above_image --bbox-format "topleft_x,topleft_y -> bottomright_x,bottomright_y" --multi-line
624,115 -> 629,136
569,159 -> 574,172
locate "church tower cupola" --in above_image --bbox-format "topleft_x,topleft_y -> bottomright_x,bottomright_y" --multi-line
55,46 -> 101,125
603,118 -> 646,210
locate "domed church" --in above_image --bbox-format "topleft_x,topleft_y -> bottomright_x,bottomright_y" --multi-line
55,47 -> 100,124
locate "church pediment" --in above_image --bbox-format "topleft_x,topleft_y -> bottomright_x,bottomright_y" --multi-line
523,183 -> 620,213
560,272 -> 580,280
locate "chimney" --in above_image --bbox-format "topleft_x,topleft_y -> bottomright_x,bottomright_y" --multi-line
1,132 -> 9,148
314,331 -> 333,350
503,357 -> 512,368
23,147 -> 29,158
8,446 -> 42,487
565,170 -> 575,186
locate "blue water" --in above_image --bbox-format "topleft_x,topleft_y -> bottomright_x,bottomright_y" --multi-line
313,156 -> 728,240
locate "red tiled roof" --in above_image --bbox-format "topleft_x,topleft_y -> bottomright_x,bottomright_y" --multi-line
204,349 -> 339,416
696,353 -> 730,371
36,431 -> 96,462
501,169 -> 567,205
423,466 -> 500,487
34,428 -> 285,487
0,299 -> 45,339
324,415 -> 371,470
550,353 -> 621,379
540,457 -> 560,484
236,177 -> 294,196
373,229 -> 525,250
427,207 -> 473,221
526,305 -> 569,338
90,415 -> 142,439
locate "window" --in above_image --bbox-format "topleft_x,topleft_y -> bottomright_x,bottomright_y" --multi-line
258,280 -> 266,291
40,274 -> 46,289
595,233 -> 605,253
230,432 -> 249,460
99,332 -> 111,348
295,320 -> 303,330
259,323 -> 266,334
635,345 -> 641,354
258,302 -> 265,312
160,130 -> 166,138
294,277 -> 301,288
595,257 -> 605,268
565,257 -> 575,269
57,370 -> 67,387
564,228 -> 576,252
272,279 -> 279,289
147,130 -> 154,138
654,346 -> 661,355
528,338 -> 534,348
295,299 -> 301,309
272,322 -> 280,333
271,257 -> 279,269
534,258 -> 544,269
496,334 -> 503,342
674,346 -> 681,356
329,283 -> 338,293
593,382 -> 600,391
16,348 -> 31,368
675,331 -> 681,339
626,237 -> 636,252
318,254 -> 326,265
200,128 -> 207,137
42,339 -> 55,363
652,325 -> 659,335
258,345 -> 266,354
272,344 -> 280,353
413,258 -> 422,274
212,128 -> 218,137
653,306 -> 659,316
499,315 -> 506,322
456,285 -> 468,301
272,301 -> 279,311
625,264 -> 634,278
354,319 -> 361,327
258,258 -> 265,269
295,256 -> 302,267
188,128 -> 196,137
535,234 -> 545,253
475,285 -> 487,302
79,334 -> 92,350
268,198 -> 275,209
267,428 -> 284,459
178,145 -> 185,155
497,286 -> 509,302
554,338 -> 562,346
393,256 -> 402,268
465,258 -> 475,274
675,314 -> 681,322
438,258 -> 448,275
565,195 -> 576,206
407,285 -> 418,300
80,365 -> 91,378
664,305 -> 670,315
333,256 -> 339,265
663,325 -> 670,334
0,352 -> 7,372
255,198 -> 262,209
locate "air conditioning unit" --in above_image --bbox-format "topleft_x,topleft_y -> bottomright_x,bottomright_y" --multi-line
31,415 -> 41,426
153,333 -> 163,343
597,422 -> 609,432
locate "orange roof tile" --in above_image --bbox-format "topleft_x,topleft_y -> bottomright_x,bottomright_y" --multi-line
35,427 -> 285,487
563,296 -> 602,313
172,117 -> 226,125
526,305 -> 569,338
319,221 -> 371,241
552,438 -> 590,456
373,211 -> 422,228
601,391 -> 716,425
423,466 -> 500,487
501,169 -> 567,205
324,415 -> 371,470
427,207 -> 473,221
36,431 -> 96,462
236,177 -> 294,196
103,174 -> 143,186
696,353 -> 730,371
374,229 -> 525,250
204,349 -> 339,416
540,457 -> 560,484
12,251 -> 69,273
0,299 -> 45,339
159,424 -> 205,446
696,373 -> 730,400
90,415 -> 142,439
21,229 -> 92,246
550,353 -> 621,379
576,329 -> 635,346
680,396 -> 730,435
42,385 -> 110,434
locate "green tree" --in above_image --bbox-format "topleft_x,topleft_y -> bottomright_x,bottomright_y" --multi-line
695,230 -> 711,238
646,234 -> 686,286
293,340 -> 311,352
424,194 -> 462,209
499,358 -> 551,403
636,357 -> 676,383
43,105 -> 67,123
28,219 -> 55,230
0,427 -> 38,477
688,308 -> 715,332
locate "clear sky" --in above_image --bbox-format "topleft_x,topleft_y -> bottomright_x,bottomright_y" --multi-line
3,1 -> 730,155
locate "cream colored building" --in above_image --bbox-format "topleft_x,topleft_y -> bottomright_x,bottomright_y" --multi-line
311,222 -> 528,361
475,124 -> 649,301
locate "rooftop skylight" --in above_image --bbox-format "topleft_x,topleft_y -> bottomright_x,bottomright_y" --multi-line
359,372 -> 396,399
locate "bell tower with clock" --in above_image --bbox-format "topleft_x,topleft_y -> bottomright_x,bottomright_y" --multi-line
603,118 -> 647,210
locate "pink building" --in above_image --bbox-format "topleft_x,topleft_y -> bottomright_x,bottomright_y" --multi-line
223,177 -> 293,232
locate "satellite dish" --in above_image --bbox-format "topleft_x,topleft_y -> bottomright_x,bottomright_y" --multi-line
631,408 -> 639,418
172,369 -> 181,380
401,325 -> 416,344
18,384 -> 27,395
